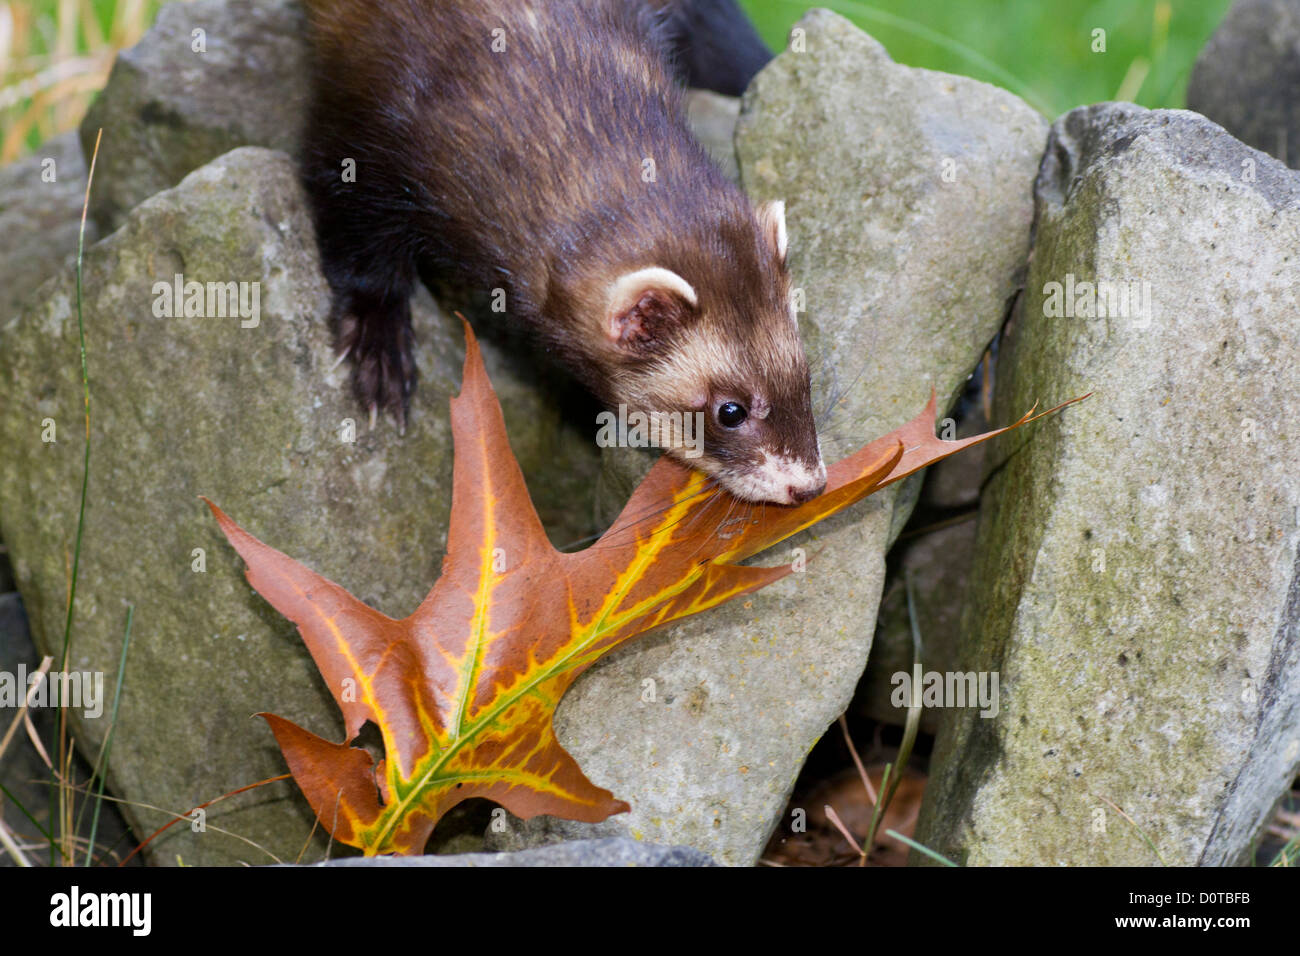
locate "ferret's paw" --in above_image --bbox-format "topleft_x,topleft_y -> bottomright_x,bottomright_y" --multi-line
335,304 -> 418,431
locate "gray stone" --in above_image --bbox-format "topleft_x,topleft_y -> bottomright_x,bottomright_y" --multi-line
0,132 -> 93,323
684,89 -> 742,183
1187,0 -> 1300,169
915,103 -> 1300,865
0,146 -> 598,865
302,837 -> 717,867
487,10 -> 1046,865
80,0 -> 310,232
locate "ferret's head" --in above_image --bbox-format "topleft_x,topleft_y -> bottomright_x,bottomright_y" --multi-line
598,200 -> 826,506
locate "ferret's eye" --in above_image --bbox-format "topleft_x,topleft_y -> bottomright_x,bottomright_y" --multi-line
717,402 -> 748,428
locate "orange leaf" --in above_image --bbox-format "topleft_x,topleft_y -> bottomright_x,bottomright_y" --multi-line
205,319 -> 1083,854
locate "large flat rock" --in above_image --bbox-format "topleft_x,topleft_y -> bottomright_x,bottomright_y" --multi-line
916,104 -> 1300,865
0,146 -> 597,864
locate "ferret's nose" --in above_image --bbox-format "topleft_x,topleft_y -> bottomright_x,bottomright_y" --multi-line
787,479 -> 826,505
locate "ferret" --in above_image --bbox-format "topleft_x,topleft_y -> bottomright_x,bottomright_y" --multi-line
300,0 -> 827,505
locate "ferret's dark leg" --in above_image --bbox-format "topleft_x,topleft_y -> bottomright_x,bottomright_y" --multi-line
303,137 -> 421,427
663,0 -> 773,96
329,257 -> 418,429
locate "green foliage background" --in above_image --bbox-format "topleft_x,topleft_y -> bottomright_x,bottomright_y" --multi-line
740,0 -> 1232,116
5,0 -> 1233,158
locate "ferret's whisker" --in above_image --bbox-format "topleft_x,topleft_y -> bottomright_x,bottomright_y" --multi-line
570,474 -> 726,552
675,490 -> 734,565
609,477 -> 723,533
708,493 -> 742,544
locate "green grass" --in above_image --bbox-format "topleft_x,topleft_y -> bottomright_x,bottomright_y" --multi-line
741,0 -> 1232,116
0,0 -> 166,161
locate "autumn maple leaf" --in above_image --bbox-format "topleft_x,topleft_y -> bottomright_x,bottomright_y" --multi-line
204,320 -> 1079,855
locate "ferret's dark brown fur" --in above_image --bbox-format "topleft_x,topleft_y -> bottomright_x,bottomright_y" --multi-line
301,0 -> 826,504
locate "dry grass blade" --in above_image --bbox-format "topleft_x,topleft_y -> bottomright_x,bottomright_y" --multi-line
1096,793 -> 1168,866
22,708 -> 53,769
838,713 -> 876,804
0,815 -> 34,866
823,803 -> 865,865
116,774 -> 292,867
0,654 -> 52,761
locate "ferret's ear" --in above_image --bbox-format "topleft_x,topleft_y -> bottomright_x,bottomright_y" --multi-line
606,267 -> 698,352
756,199 -> 788,262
